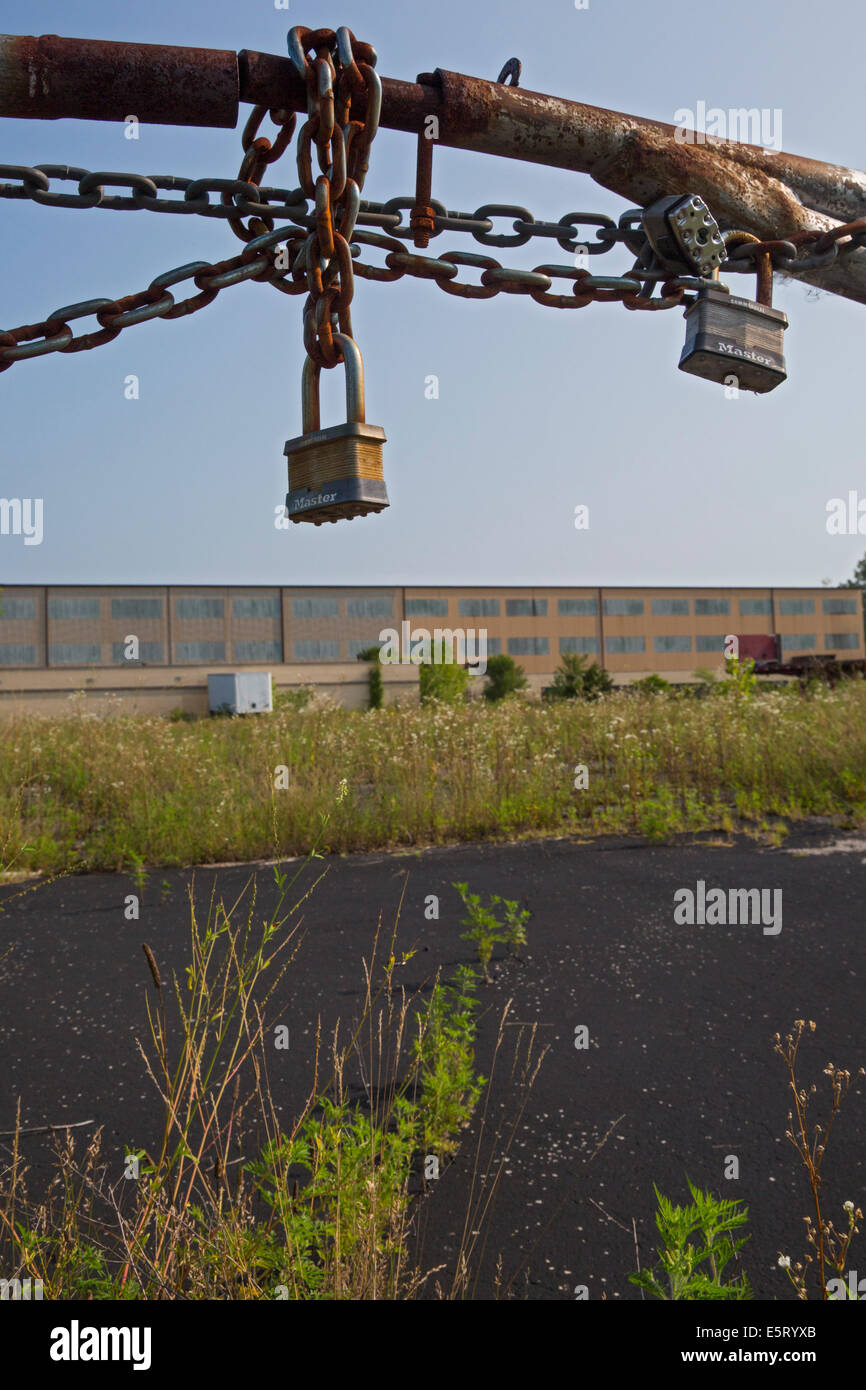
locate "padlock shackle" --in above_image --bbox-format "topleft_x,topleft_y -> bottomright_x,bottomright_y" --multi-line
723,230 -> 774,307
302,334 -> 366,435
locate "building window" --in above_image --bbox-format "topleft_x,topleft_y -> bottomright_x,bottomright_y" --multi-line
694,598 -> 730,616
781,633 -> 816,651
48,598 -> 100,621
49,643 -> 102,664
348,639 -> 383,658
559,636 -> 600,655
654,635 -> 692,653
603,599 -> 644,617
0,598 -> 36,621
111,598 -> 163,620
827,632 -> 859,650
111,641 -> 164,664
0,644 -> 36,665
458,599 -> 500,618
176,597 -> 224,620
234,640 -> 282,662
558,598 -> 598,617
739,598 -> 772,615
232,597 -> 281,620
294,640 -> 340,660
486,638 -> 502,656
346,597 -> 393,619
508,636 -> 549,656
293,598 -> 338,619
406,598 -> 449,617
651,599 -> 690,616
175,641 -> 226,662
695,634 -> 726,652
779,598 -> 814,615
506,598 -> 548,617
605,636 -> 646,654
823,597 -> 858,615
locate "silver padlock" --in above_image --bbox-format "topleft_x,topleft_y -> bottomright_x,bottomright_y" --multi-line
678,284 -> 788,393
284,334 -> 389,525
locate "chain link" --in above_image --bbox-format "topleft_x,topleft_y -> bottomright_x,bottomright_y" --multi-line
286,24 -> 381,371
4,151 -> 866,371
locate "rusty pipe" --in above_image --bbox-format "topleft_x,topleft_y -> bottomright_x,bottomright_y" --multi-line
2,35 -> 866,301
0,33 -> 239,127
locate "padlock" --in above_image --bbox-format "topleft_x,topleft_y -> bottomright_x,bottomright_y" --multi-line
678,283 -> 788,394
284,334 -> 389,525
643,194 -> 727,278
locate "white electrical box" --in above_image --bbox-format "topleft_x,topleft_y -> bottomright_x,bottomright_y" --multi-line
207,671 -> 273,716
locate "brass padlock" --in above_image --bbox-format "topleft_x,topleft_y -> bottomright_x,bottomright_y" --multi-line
678,271 -> 788,394
284,335 -> 389,525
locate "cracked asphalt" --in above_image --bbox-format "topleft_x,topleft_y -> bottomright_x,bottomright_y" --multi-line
2,820 -> 864,1300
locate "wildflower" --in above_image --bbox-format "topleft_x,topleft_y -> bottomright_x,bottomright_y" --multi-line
336,777 -> 349,802
844,1200 -> 854,1214
778,1255 -> 791,1268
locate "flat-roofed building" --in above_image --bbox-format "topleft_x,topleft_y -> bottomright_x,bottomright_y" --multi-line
0,584 -> 861,714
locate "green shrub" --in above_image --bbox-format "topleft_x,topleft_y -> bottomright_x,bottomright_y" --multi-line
631,673 -> 672,695
419,661 -> 470,704
356,646 -> 385,710
368,664 -> 384,710
482,654 -> 527,703
544,653 -> 613,702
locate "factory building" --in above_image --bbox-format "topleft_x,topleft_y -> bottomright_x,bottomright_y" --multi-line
0,584 -> 861,715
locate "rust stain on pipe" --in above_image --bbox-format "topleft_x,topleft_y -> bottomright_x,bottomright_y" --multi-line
0,33 -> 238,126
3,36 -> 866,302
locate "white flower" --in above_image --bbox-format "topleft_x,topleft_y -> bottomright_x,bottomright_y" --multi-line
778,1255 -> 791,1268
844,1200 -> 854,1213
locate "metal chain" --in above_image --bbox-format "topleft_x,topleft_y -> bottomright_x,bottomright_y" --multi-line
288,24 -> 381,370
0,224 -> 308,371
223,104 -> 298,242
4,167 -> 866,369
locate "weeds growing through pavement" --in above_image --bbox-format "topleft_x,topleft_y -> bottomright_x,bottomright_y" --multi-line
0,843 -> 539,1297
453,883 -> 530,982
774,1019 -> 865,1299
629,1179 -> 752,1300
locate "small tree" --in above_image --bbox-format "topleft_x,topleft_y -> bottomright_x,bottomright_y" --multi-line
482,654 -> 527,703
419,660 -> 470,704
356,645 -> 384,709
546,652 -> 613,701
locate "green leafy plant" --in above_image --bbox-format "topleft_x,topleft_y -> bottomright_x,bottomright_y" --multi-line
630,1179 -> 752,1300
453,882 -> 529,981
272,683 -> 312,713
419,660 -> 470,704
482,654 -> 527,703
723,655 -> 757,698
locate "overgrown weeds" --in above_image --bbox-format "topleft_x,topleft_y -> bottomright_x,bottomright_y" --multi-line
4,680 -> 866,874
0,853 -> 504,1299
774,1019 -> 865,1300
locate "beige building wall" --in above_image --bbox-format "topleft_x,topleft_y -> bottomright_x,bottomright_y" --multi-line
0,584 -> 862,712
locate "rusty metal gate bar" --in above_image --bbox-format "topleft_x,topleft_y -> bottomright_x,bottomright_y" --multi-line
2,32 -> 866,304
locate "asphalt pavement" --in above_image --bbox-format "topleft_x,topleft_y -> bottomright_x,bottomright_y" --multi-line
2,821 -> 864,1300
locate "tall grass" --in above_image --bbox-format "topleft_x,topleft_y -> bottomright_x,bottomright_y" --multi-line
2,682 -> 866,874
0,861 -> 496,1299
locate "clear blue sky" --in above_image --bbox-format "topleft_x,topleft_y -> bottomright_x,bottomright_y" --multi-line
2,0 -> 865,588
